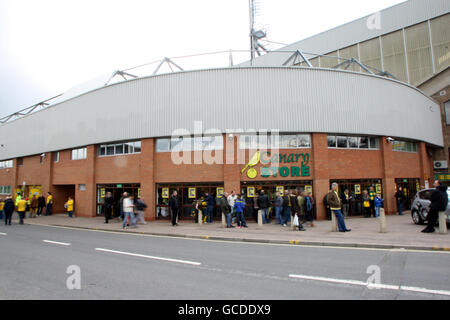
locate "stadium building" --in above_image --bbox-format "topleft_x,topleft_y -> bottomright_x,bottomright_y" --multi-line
0,0 -> 448,221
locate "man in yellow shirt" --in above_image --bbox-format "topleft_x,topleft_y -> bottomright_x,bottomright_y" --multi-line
45,192 -> 53,216
65,196 -> 74,218
16,198 -> 27,224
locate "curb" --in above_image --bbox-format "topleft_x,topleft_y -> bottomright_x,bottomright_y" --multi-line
28,222 -> 450,252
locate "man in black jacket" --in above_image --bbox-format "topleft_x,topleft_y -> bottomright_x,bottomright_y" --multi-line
3,196 -> 14,225
169,191 -> 180,226
218,192 -> 233,228
257,190 -> 270,224
422,181 -> 448,233
104,192 -> 114,224
395,187 -> 406,215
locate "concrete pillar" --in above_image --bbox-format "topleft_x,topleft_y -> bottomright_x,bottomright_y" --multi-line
222,212 -> 226,228
331,210 -> 338,232
379,208 -> 387,233
198,210 -> 203,225
258,210 -> 263,227
439,211 -> 448,234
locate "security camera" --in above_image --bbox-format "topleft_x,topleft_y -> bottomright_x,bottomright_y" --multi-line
386,137 -> 394,143
41,153 -> 46,157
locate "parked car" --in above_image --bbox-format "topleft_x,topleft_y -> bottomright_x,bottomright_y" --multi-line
411,188 -> 450,225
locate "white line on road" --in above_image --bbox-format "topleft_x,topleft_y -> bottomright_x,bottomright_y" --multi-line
0,232 -> 7,236
289,274 -> 450,297
95,248 -> 202,266
42,240 -> 71,246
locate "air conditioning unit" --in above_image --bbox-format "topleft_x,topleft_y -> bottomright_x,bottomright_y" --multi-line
434,161 -> 448,169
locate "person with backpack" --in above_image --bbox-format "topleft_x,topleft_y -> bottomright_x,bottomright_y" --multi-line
374,194 -> 384,218
3,196 -> 14,225
135,196 -> 147,225
422,180 -> 448,233
234,194 -> 248,228
305,192 -> 315,227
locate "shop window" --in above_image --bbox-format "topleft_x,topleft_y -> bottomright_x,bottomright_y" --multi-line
17,158 -> 23,166
156,136 -> 223,152
0,185 -> 12,194
328,135 -> 379,149
240,134 -> 311,149
392,140 -> 417,153
53,152 -> 59,163
0,160 -> 13,169
445,101 -> 450,126
72,147 -> 87,160
97,141 -> 141,157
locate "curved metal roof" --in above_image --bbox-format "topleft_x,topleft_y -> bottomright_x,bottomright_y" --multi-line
0,67 -> 442,160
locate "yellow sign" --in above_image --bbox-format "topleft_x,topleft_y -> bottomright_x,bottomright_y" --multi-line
162,188 -> 169,199
276,186 -> 284,195
100,188 -> 105,198
138,188 -> 142,198
375,184 -> 382,194
188,187 -> 196,199
247,187 -> 255,198
216,187 -> 224,196
354,184 -> 361,195
305,185 -> 313,195
29,185 -> 42,198
241,151 -> 260,179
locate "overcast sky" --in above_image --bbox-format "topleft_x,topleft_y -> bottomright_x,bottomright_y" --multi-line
0,0 -> 406,118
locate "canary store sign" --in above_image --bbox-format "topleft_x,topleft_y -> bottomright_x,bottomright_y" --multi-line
242,151 -> 311,179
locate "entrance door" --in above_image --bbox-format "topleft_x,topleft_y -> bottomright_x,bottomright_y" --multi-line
395,178 -> 420,210
96,184 -> 140,216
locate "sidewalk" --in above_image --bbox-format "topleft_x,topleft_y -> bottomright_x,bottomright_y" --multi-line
20,212 -> 450,251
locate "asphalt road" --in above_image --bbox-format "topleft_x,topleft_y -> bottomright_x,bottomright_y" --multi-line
0,223 -> 449,300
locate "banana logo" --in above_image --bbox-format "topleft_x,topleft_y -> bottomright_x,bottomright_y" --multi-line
241,151 -> 260,179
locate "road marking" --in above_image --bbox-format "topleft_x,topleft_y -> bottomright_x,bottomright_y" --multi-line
42,240 -> 71,246
289,274 -> 450,297
28,223 -> 450,254
95,248 -> 202,266
0,232 -> 7,236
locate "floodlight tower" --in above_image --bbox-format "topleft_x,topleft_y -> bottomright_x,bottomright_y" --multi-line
249,0 -> 267,65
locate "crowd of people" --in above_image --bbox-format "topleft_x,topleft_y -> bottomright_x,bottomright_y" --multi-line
167,188 -> 316,231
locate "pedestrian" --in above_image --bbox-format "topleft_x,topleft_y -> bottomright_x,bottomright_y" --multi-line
274,191 -> 283,224
362,190 -> 371,218
65,196 -> 74,218
395,187 -> 406,215
104,192 -> 113,224
292,191 -> 305,231
122,194 -> 136,229
135,196 -> 147,225
422,180 -> 448,233
204,192 -> 214,223
227,190 -> 238,224
253,194 -> 259,220
234,194 -> 248,228
16,196 -> 27,224
341,189 -> 352,217
369,186 -> 376,218
297,191 -> 306,223
305,192 -> 315,227
326,183 -> 351,232
323,193 -> 331,220
219,192 -> 233,228
257,190 -> 270,224
45,192 -> 53,216
0,197 -> 4,220
119,192 -> 127,222
169,190 -> 179,226
374,194 -> 384,218
37,194 -> 45,216
281,190 -> 291,227
3,196 -> 14,225
30,193 -> 38,218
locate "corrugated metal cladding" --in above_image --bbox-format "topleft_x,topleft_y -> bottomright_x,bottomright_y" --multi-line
240,0 -> 450,67
0,67 -> 443,160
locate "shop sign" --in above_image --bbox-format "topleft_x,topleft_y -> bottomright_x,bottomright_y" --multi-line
116,184 -> 123,188
305,185 -> 313,195
100,188 -> 105,198
354,184 -> 361,195
138,188 -> 142,198
162,188 -> 169,199
216,187 -> 224,196
247,187 -> 255,198
375,184 -> 382,194
276,186 -> 284,194
188,187 -> 196,199
242,151 -> 311,179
